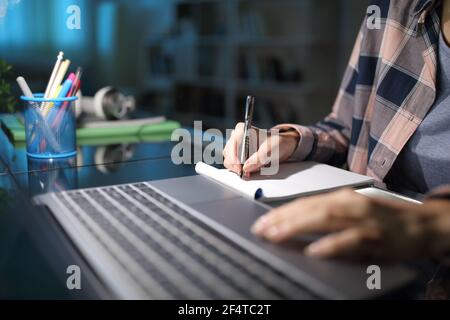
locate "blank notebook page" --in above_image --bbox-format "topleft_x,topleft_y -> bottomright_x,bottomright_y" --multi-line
195,161 -> 374,202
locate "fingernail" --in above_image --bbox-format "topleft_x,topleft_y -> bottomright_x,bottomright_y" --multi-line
305,243 -> 323,256
250,225 -> 260,234
243,163 -> 254,172
251,216 -> 269,233
265,226 -> 280,239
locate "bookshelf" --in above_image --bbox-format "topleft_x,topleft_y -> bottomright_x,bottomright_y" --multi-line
140,0 -> 366,130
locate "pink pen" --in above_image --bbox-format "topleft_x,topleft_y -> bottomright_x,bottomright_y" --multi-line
51,72 -> 78,129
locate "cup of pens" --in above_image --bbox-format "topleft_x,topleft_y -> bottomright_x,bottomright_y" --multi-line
22,94 -> 78,158
17,51 -> 82,159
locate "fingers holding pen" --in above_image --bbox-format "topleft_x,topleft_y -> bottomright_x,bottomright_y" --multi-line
243,138 -> 271,174
223,123 -> 245,174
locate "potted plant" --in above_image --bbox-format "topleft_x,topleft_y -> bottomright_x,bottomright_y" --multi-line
0,59 -> 16,113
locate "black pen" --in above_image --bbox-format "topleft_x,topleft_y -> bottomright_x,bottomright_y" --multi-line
239,96 -> 255,178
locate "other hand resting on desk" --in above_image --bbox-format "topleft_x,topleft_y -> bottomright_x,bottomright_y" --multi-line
251,189 -> 450,262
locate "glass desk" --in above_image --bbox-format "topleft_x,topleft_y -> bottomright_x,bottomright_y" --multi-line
0,122 -> 202,298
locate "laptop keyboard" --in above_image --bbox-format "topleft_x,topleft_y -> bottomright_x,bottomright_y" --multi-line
54,182 -> 315,299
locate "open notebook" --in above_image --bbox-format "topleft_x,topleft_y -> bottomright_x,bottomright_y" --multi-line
195,161 -> 374,202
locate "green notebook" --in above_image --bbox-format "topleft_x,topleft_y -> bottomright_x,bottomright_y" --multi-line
0,114 -> 25,142
0,113 -> 180,147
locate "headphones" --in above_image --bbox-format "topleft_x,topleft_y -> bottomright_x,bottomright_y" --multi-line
76,86 -> 136,120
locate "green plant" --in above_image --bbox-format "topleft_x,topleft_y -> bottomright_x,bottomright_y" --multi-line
0,59 -> 16,113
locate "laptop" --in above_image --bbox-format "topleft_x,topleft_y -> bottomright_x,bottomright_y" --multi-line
35,174 -> 416,299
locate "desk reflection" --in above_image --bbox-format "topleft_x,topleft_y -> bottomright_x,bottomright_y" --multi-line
27,156 -> 78,196
93,144 -> 135,174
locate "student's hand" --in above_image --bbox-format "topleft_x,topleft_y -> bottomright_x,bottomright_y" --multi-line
223,123 -> 300,176
251,189 -> 450,261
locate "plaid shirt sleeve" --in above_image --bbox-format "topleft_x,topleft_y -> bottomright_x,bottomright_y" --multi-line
274,18 -> 367,167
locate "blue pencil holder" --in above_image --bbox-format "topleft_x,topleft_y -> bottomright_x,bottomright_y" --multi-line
21,94 -> 78,159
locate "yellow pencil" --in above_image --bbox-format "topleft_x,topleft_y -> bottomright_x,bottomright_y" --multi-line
43,59 -> 71,116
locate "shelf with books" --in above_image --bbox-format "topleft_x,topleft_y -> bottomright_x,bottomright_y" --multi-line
172,111 -> 236,130
233,36 -> 325,47
235,80 -> 309,96
145,75 -> 319,97
147,34 -> 335,47
140,0 -> 366,131
146,75 -> 226,89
